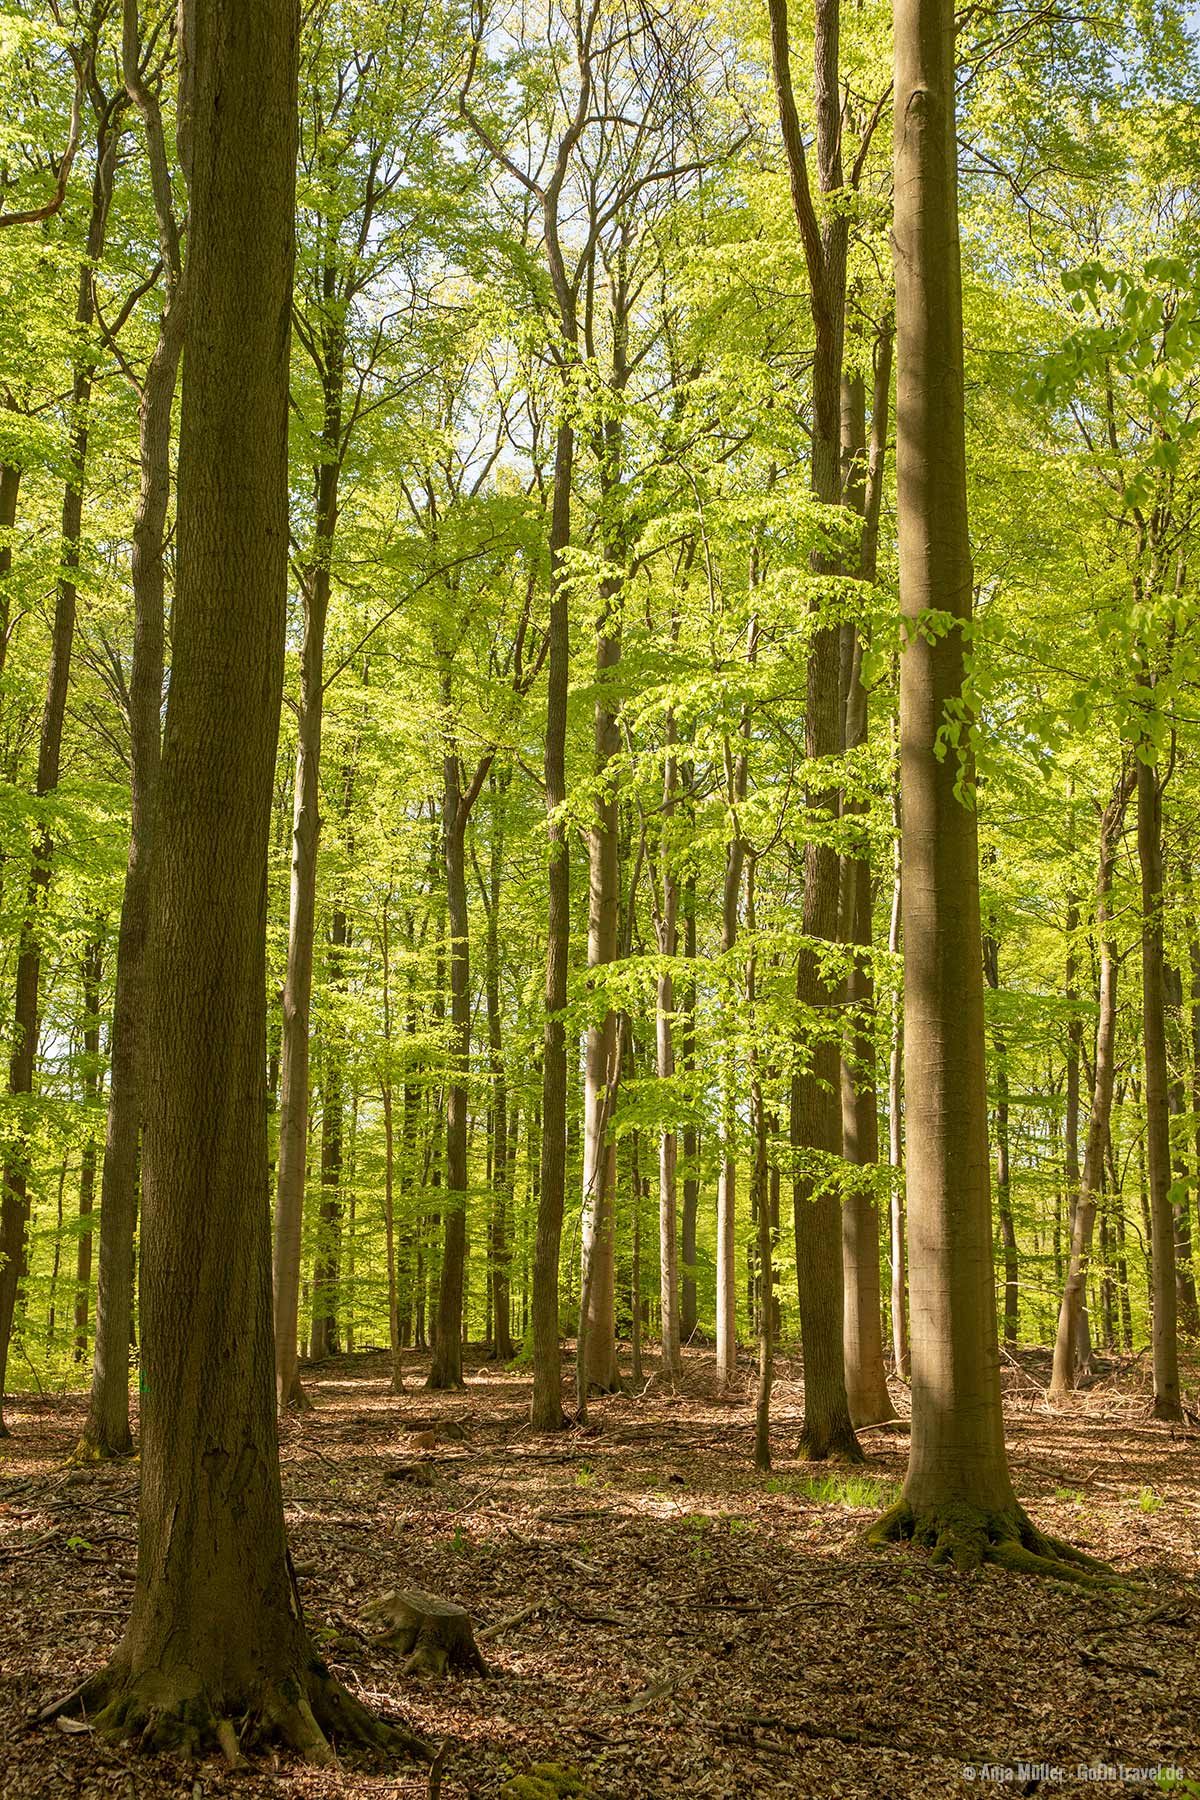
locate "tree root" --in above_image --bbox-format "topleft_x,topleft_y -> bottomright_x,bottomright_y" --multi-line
70,1435 -> 135,1465
795,1419 -> 865,1465
865,1497 -> 1120,1587
34,1653 -> 431,1767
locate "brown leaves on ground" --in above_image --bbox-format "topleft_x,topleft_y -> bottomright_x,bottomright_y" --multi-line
0,1345 -> 1198,1799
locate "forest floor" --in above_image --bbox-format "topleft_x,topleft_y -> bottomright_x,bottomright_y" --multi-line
1,1346 -> 1199,1800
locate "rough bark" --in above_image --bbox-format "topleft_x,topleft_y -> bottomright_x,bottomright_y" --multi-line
45,0 -> 427,1754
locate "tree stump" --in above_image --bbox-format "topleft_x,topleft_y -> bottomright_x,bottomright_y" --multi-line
365,1589 -> 490,1677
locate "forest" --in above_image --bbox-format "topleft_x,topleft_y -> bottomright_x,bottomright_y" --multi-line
0,0 -> 1199,1794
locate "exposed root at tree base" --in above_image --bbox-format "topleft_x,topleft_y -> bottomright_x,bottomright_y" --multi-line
865,1498 -> 1120,1586
34,1656 -> 432,1767
70,1434 -> 135,1464
795,1421 -> 865,1465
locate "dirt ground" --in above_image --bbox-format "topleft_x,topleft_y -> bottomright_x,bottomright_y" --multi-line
1,1346 -> 1198,1800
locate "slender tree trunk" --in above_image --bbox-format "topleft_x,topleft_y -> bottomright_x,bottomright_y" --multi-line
839,333 -> 897,1427
486,775 -> 514,1361
769,0 -> 859,1463
656,707 -> 682,1379
680,874 -> 700,1344
429,731 -> 473,1390
271,326 -> 344,1411
309,900 -> 349,1362
887,764 -> 909,1379
73,935 -> 104,1363
1164,962 -> 1200,1336
716,773 -> 745,1390
379,894 -> 404,1393
530,422 -> 574,1431
1138,749 -> 1182,1420
0,460 -> 19,678
982,927 -> 1019,1350
0,115 -> 120,1432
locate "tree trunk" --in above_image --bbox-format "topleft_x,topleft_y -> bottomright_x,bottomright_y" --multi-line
578,596 -> 623,1400
46,1 -> 424,1756
309,900 -> 349,1362
0,114 -> 119,1432
271,305 -> 345,1409
73,935 -> 104,1363
870,0 -> 1103,1580
1164,962 -> 1200,1337
680,873 -> 700,1343
887,762 -> 909,1379
1138,749 -> 1182,1420
530,421 -> 574,1432
839,334 -> 897,1427
982,927 -> 1019,1351
769,0 -> 859,1464
486,774 -> 513,1361
656,705 -> 682,1379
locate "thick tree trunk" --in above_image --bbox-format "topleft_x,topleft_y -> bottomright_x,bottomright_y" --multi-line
870,0 -> 1106,1582
1138,749 -> 1182,1420
47,1 -> 424,1755
0,119 -> 119,1432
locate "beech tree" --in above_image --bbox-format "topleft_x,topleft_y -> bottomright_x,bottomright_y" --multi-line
43,0 -> 425,1756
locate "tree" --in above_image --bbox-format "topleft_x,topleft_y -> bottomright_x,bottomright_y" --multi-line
868,0 -> 1111,1580
44,0 -> 425,1755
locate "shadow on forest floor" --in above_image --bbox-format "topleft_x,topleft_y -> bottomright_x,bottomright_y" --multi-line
1,1344 -> 1198,1799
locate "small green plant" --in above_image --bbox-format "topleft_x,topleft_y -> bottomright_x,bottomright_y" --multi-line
575,1463 -> 594,1488
499,1761 -> 593,1800
1138,1486 -> 1164,1514
1054,1487 -> 1084,1504
65,1535 -> 93,1553
450,1526 -> 471,1553
765,1471 -> 900,1509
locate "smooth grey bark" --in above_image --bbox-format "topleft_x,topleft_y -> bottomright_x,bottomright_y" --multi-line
1138,742 -> 1182,1420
